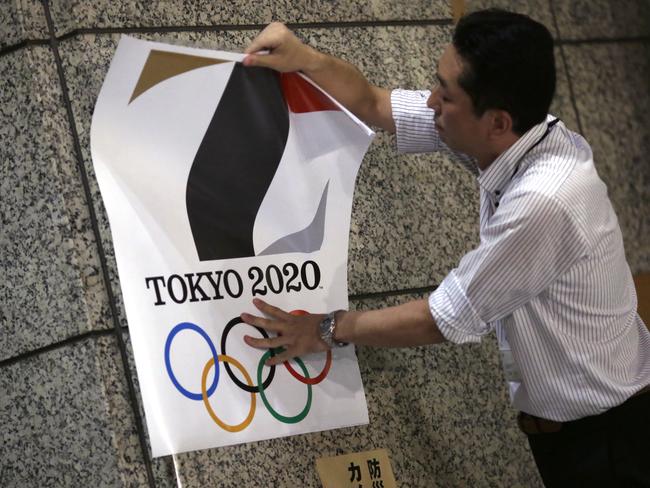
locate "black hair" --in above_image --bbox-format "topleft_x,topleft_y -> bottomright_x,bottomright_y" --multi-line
452,9 -> 556,135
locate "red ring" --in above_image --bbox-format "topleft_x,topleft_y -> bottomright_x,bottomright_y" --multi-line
283,310 -> 333,385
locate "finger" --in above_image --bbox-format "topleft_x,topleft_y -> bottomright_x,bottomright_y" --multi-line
242,52 -> 283,70
266,348 -> 296,366
244,29 -> 281,54
253,298 -> 292,320
241,53 -> 262,67
245,40 -> 278,56
244,22 -> 286,54
240,312 -> 283,332
243,42 -> 261,55
244,35 -> 273,55
244,334 -> 291,349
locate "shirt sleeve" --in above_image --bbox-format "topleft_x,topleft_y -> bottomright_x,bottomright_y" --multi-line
391,89 -> 439,153
429,189 -> 589,344
391,89 -> 478,175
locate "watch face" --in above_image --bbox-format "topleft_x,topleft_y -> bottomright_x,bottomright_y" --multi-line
319,315 -> 335,347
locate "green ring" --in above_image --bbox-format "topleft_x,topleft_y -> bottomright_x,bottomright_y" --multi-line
257,348 -> 312,423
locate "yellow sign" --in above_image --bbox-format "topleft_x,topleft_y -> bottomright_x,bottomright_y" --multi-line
316,448 -> 397,488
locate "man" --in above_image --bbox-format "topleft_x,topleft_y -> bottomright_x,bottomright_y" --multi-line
239,9 -> 650,487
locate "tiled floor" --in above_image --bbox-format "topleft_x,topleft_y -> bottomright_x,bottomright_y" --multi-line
1,1 -> 648,487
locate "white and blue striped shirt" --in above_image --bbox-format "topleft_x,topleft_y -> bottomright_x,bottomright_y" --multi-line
392,89 -> 650,421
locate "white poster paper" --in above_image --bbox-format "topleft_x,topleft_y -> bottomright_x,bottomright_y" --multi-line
90,36 -> 373,457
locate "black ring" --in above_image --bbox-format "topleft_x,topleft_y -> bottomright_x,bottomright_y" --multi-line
221,317 -> 276,393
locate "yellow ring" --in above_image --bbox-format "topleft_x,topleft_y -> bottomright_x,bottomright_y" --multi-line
201,354 -> 256,432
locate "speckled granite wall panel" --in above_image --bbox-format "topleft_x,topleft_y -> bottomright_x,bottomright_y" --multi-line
48,0 -> 451,37
0,335 -> 149,487
553,0 -> 650,40
0,46 -> 111,361
47,0 -> 269,38
273,0 -> 450,24
551,47 -> 580,131
118,293 -> 541,487
347,137 -> 480,294
563,42 -> 650,274
0,0 -> 47,48
466,0 -> 557,36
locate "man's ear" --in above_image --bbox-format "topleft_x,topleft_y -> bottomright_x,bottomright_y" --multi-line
487,109 -> 513,138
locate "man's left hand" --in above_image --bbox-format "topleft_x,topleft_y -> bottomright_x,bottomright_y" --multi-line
241,299 -> 329,366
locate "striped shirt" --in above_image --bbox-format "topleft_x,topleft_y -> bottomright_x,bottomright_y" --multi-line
392,89 -> 650,421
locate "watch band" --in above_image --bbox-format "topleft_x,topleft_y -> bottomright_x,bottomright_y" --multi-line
319,310 -> 348,348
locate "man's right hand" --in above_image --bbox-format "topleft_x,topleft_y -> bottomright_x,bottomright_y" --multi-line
243,22 -> 395,133
243,22 -> 322,74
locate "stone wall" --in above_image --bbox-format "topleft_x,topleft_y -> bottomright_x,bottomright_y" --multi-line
1,1 -> 648,486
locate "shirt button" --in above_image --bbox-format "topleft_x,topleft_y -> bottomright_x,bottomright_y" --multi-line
495,190 -> 501,195
495,202 -> 499,208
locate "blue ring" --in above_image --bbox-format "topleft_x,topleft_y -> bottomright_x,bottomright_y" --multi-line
165,322 -> 219,400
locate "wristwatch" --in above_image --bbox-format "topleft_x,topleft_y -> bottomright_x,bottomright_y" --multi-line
319,310 -> 348,348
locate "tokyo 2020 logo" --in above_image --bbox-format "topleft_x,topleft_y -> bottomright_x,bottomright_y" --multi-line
164,311 -> 332,432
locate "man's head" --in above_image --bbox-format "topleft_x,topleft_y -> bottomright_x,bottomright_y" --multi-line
427,9 -> 555,167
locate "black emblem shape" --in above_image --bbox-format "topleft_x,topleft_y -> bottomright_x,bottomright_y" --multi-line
186,64 -> 289,261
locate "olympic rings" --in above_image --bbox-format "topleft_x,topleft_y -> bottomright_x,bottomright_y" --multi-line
284,351 -> 332,385
164,315 -> 330,432
202,354 -> 255,432
221,317 -> 276,393
258,348 -> 312,424
165,322 -> 219,401
284,310 -> 332,385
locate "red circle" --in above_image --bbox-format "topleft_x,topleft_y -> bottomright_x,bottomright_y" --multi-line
283,310 -> 333,385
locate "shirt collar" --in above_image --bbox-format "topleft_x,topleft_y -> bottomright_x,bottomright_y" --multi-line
477,118 -> 549,196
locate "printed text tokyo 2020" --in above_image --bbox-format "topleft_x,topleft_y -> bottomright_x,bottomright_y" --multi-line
145,260 -> 322,306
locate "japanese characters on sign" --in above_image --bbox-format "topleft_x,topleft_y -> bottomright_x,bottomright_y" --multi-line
316,449 -> 397,488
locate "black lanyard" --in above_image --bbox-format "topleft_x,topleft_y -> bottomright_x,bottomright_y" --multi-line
511,117 -> 560,179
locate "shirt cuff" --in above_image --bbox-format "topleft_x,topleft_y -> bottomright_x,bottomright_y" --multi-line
429,271 -> 491,344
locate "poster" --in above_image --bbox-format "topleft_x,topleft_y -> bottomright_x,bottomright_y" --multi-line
90,36 -> 373,456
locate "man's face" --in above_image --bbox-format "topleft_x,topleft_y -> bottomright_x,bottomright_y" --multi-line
427,44 -> 487,157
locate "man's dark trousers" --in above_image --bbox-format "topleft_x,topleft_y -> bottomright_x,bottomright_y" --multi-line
526,390 -> 650,487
